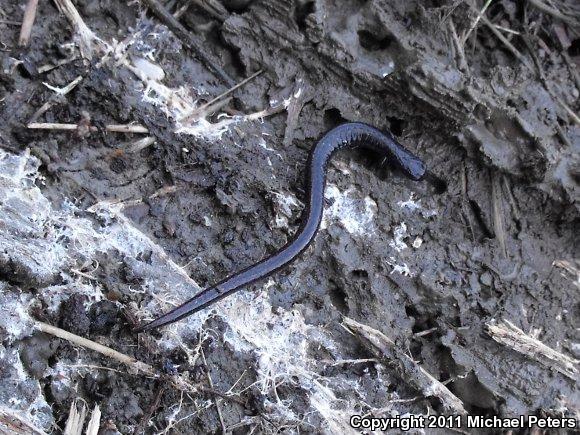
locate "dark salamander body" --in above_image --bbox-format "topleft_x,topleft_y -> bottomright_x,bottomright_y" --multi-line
138,122 -> 435,331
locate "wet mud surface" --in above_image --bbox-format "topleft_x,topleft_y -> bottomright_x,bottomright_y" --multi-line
0,0 -> 578,433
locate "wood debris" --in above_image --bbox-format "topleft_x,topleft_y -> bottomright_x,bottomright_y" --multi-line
343,317 -> 467,414
485,319 -> 579,381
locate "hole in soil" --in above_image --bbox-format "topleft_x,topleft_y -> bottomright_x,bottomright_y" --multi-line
329,280 -> 348,313
405,303 -> 420,320
568,38 -> 580,57
226,46 -> 247,77
358,29 -> 393,51
222,0 -> 254,13
323,107 -> 345,129
424,171 -> 448,194
295,1 -> 315,31
387,117 -> 406,136
350,269 -> 368,279
469,199 -> 494,239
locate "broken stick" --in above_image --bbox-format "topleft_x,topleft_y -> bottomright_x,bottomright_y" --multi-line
139,0 -> 235,86
343,317 -> 466,414
485,319 -> 578,381
27,122 -> 149,134
18,0 -> 39,46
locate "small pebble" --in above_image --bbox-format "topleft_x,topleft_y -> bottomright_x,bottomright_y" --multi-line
479,271 -> 493,287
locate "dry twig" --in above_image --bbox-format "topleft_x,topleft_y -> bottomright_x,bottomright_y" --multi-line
53,0 -> 104,59
35,320 -> 247,407
449,19 -> 469,73
29,75 -> 83,123
0,407 -> 46,435
27,122 -> 149,134
478,13 -> 533,70
85,406 -> 101,435
343,317 -> 466,414
133,383 -> 167,435
283,79 -> 306,146
201,349 -> 227,434
490,173 -> 507,257
462,0 -> 494,44
63,401 -> 87,435
18,0 -> 39,46
528,0 -> 580,27
179,69 -> 263,123
138,0 -> 234,86
485,320 -> 579,380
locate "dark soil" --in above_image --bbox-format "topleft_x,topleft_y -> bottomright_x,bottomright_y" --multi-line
0,0 -> 578,433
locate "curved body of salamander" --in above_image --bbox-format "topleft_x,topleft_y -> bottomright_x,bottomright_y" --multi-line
137,122 -> 428,331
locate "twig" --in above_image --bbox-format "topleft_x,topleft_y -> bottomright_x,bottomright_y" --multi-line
485,319 -> 579,380
528,0 -> 579,27
201,348 -> 227,435
133,382 -> 167,435
493,24 -> 520,35
63,401 -> 87,435
138,0 -> 234,86
0,407 -> 47,435
462,0 -> 494,44
172,1 -> 191,19
490,173 -> 507,258
343,317 -> 466,414
178,69 -> 263,123
35,320 -> 158,373
125,136 -> 157,153
70,268 -> 97,280
18,0 -> 39,47
179,96 -> 232,125
414,327 -> 439,337
29,75 -> 83,123
27,122 -> 149,133
37,56 -> 79,74
35,320 -> 246,406
478,12 -> 533,70
106,124 -> 150,133
53,0 -> 104,59
0,19 -> 22,26
449,19 -> 469,73
85,405 -> 101,435
283,79 -> 306,146
321,358 -> 379,366
189,0 -> 229,22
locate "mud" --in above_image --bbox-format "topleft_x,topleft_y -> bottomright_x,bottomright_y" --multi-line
0,0 -> 578,433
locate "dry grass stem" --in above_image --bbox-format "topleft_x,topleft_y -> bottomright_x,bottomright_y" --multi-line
63,401 -> 86,435
485,320 -> 579,380
449,19 -> 469,73
138,0 -> 234,85
29,75 -> 83,123
343,317 -> 466,414
85,406 -> 101,435
462,0 -> 494,44
528,0 -> 580,27
27,122 -> 149,133
18,0 -> 39,46
201,348 -> 227,434
53,0 -> 103,59
491,174 -> 507,257
479,13 -> 533,70
179,69 -> 263,123
0,408 -> 47,435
